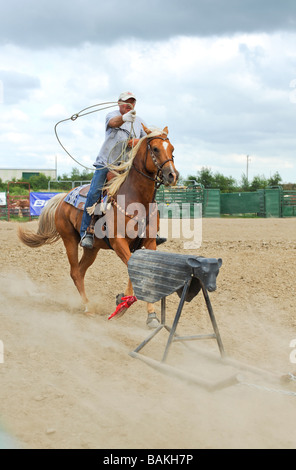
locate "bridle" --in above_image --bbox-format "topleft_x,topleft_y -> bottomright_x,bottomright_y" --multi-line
132,135 -> 175,188
108,134 -> 176,252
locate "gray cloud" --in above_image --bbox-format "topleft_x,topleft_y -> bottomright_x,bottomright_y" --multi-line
0,71 -> 40,104
1,0 -> 296,48
1,2 -> 295,182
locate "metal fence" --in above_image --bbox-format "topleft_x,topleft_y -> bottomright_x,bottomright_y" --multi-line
1,183 -> 296,220
155,185 -> 204,218
220,188 -> 296,218
155,185 -> 203,204
157,186 -> 296,218
282,190 -> 296,217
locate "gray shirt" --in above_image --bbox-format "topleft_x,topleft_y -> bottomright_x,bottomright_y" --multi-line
94,110 -> 146,167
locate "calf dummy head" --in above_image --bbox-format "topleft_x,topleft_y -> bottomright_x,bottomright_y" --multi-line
186,257 -> 223,292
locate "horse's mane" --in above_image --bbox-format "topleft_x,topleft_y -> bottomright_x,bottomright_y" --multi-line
104,127 -> 167,197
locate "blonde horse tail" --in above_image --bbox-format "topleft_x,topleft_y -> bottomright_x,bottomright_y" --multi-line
18,193 -> 66,248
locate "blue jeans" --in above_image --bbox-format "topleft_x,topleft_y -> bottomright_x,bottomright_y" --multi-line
80,165 -> 109,237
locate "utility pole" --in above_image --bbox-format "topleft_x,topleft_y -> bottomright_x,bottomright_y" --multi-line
246,155 -> 250,182
55,155 -> 58,180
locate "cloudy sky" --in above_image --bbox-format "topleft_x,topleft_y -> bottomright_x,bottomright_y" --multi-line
1,0 -> 296,183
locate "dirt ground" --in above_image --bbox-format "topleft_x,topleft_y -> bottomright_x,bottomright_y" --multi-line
0,217 -> 296,449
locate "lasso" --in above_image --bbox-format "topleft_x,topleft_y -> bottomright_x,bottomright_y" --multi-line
54,101 -> 135,171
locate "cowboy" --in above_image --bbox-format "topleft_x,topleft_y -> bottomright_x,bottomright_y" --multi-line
80,91 -> 166,249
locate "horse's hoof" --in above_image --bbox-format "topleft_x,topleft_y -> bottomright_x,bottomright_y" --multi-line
116,293 -> 125,306
146,312 -> 160,329
84,305 -> 95,317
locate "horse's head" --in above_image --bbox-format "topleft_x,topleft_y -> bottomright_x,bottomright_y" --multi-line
142,125 -> 179,186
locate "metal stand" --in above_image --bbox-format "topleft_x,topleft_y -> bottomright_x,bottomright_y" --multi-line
130,278 -> 225,363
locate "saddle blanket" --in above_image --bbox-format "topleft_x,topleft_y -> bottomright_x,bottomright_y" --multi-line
64,185 -> 89,211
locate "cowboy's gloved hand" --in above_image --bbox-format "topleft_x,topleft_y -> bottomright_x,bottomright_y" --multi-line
122,109 -> 136,122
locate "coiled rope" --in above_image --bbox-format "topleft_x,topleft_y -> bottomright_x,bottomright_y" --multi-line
54,101 -> 135,171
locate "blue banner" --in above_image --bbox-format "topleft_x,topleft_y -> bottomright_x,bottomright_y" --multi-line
30,192 -> 59,216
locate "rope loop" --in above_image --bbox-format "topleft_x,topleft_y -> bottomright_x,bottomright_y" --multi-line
54,101 -> 120,171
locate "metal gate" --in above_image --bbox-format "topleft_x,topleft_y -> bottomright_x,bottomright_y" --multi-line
221,191 -> 261,216
264,189 -> 281,217
221,189 -> 283,218
7,182 -> 31,221
282,190 -> 296,217
156,185 -> 203,218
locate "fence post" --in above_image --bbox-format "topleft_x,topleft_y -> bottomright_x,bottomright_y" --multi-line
264,188 -> 281,218
202,189 -> 220,217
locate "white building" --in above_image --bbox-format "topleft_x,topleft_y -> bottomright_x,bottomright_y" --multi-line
0,168 -> 57,182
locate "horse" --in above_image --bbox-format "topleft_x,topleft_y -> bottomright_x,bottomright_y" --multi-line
18,125 -> 179,326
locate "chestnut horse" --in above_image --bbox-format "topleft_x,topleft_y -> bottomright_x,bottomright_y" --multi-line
18,125 -> 179,325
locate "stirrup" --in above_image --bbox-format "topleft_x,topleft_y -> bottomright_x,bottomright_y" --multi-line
80,233 -> 94,249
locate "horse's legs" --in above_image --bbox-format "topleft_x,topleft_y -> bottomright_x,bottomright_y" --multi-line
62,237 -> 87,303
124,278 -> 133,296
62,234 -> 99,313
116,250 -> 160,327
111,238 -> 160,327
112,240 -> 133,304
78,247 -> 100,313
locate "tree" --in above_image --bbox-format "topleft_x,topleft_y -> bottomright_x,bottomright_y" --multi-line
28,173 -> 50,190
240,173 -> 250,191
184,167 -> 215,188
250,175 -> 268,191
184,167 -> 236,192
268,171 -> 282,187
70,168 -> 81,180
61,167 -> 94,182
0,178 -> 6,191
212,173 -> 237,192
197,167 -> 215,188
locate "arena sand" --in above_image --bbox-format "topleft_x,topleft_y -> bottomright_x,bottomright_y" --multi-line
0,217 -> 296,449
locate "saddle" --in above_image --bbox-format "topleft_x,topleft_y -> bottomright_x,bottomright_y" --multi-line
65,171 -> 116,211
78,184 -> 90,198
64,171 -> 146,252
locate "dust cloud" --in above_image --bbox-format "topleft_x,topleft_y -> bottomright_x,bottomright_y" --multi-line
0,218 -> 296,449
